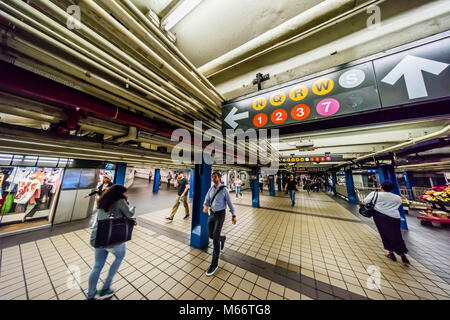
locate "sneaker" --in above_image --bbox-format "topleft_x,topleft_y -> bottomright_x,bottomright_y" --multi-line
97,288 -> 115,300
401,255 -> 410,264
205,265 -> 218,276
220,236 -> 226,252
165,217 -> 173,221
183,215 -> 190,219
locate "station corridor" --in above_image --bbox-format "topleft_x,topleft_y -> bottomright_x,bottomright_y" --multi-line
1,190 -> 449,301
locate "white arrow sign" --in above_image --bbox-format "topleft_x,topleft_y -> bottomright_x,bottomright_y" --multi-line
381,55 -> 449,100
224,107 -> 249,129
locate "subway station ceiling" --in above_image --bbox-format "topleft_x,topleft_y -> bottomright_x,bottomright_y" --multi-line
0,0 -> 449,171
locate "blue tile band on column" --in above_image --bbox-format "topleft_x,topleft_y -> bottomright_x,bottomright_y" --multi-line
345,169 -> 357,204
251,167 -> 260,208
152,169 -> 160,193
190,162 -> 212,249
385,165 -> 408,230
403,171 -> 415,201
269,175 -> 275,196
189,168 -> 194,200
332,172 -> 337,196
113,162 -> 127,186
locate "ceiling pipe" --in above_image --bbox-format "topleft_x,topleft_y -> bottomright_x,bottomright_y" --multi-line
122,0 -> 225,101
334,125 -> 450,167
4,33 -> 201,129
3,0 -> 203,116
114,126 -> 138,144
29,0 -> 218,123
199,0 -> 372,76
106,0 -> 223,107
81,0 -> 219,108
0,60 -> 175,139
0,4 -> 208,125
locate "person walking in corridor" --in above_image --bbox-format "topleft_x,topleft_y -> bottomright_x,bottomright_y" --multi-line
167,171 -> 172,189
364,181 -> 410,264
235,176 -> 243,199
203,171 -> 236,276
166,171 -> 190,220
148,170 -> 153,183
285,174 -> 299,206
259,175 -> 264,193
87,185 -> 135,300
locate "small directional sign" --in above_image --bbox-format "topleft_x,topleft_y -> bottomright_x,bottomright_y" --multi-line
224,107 -> 249,129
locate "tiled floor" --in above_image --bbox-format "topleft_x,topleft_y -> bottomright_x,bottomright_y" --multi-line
1,189 -> 449,300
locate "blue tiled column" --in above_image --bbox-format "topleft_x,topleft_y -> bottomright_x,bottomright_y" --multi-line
269,175 -> 275,196
152,169 -> 160,193
403,171 -> 415,201
190,162 -> 212,249
331,172 -> 337,196
378,165 -> 408,230
251,167 -> 260,208
113,162 -> 127,186
189,168 -> 195,200
345,169 -> 357,204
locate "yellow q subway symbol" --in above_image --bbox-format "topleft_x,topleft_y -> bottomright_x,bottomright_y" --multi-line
252,97 -> 267,111
289,85 -> 308,101
312,78 -> 334,95
270,91 -> 286,106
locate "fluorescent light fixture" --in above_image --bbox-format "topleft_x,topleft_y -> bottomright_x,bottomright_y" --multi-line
163,0 -> 202,31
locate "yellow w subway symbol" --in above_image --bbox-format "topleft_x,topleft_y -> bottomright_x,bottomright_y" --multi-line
312,78 -> 334,95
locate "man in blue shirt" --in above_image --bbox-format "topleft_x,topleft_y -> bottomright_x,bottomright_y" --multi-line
203,171 -> 237,276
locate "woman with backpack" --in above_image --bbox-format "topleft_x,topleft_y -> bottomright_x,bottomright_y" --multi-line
87,185 -> 136,300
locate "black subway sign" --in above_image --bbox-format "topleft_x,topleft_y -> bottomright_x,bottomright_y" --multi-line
222,35 -> 450,131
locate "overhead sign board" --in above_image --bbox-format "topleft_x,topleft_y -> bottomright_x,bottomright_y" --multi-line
222,35 -> 450,131
282,155 -> 343,163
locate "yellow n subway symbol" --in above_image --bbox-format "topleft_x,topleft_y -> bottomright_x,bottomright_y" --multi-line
252,97 -> 267,111
312,78 -> 334,95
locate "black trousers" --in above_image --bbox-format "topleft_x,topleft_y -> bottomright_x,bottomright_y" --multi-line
373,211 -> 408,255
208,210 -> 226,267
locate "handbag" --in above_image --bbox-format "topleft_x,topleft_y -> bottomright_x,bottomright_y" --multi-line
94,207 -> 136,248
359,191 -> 378,218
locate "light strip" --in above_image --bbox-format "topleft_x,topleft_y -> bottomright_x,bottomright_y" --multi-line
163,0 -> 202,31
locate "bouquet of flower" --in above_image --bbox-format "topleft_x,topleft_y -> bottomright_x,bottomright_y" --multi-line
420,186 -> 450,213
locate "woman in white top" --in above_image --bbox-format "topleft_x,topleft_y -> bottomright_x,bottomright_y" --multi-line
364,181 -> 410,264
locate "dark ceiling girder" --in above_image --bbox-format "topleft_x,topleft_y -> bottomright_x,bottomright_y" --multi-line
0,60 -> 175,139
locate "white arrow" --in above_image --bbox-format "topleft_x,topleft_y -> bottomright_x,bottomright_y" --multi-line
381,55 -> 449,100
224,107 -> 249,129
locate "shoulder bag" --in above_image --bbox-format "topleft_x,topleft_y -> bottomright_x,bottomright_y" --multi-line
94,205 -> 136,248
209,185 -> 226,214
359,191 -> 378,218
